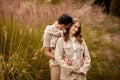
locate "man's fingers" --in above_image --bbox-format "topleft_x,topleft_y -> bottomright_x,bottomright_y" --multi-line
67,61 -> 72,66
63,57 -> 72,66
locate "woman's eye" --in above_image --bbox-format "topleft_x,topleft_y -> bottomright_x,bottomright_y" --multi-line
75,26 -> 78,28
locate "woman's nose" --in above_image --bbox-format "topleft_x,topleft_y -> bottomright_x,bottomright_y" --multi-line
75,28 -> 78,31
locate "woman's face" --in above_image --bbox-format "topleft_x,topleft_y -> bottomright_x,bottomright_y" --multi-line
69,22 -> 80,35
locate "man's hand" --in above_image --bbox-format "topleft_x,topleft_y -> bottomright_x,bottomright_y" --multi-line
63,57 -> 72,66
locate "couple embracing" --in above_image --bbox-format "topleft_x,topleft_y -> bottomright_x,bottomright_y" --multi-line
43,13 -> 91,80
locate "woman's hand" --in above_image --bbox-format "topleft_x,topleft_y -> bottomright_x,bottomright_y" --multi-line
72,69 -> 79,73
63,57 -> 72,66
77,71 -> 85,75
73,69 -> 85,75
81,58 -> 85,67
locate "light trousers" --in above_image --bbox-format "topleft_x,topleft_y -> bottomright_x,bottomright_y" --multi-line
60,74 -> 86,80
50,65 -> 60,80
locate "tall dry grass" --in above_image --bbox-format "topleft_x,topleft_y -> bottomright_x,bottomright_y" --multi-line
0,0 -> 76,27
0,17 -> 50,80
0,0 -> 77,79
0,0 -> 120,80
0,1 -> 74,80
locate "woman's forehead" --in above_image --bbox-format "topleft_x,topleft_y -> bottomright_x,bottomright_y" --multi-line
74,22 -> 80,26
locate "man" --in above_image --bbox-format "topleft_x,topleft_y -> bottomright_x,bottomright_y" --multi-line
43,13 -> 73,80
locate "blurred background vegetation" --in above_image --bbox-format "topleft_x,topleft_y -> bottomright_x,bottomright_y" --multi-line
0,0 -> 120,80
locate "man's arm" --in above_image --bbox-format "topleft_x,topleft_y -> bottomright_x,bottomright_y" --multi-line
43,32 -> 55,59
44,47 -> 55,59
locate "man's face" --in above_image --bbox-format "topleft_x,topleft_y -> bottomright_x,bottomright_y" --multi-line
59,24 -> 66,30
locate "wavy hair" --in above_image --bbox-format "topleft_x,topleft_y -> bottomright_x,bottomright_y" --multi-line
63,18 -> 83,44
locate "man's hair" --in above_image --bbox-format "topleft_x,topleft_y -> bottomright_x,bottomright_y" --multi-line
58,13 -> 73,26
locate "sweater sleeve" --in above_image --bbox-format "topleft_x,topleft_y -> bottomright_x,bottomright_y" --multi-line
55,37 -> 74,75
79,39 -> 91,75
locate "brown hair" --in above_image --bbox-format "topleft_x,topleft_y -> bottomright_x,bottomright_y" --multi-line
63,18 -> 83,44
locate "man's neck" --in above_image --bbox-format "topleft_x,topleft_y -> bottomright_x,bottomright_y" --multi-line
54,21 -> 61,30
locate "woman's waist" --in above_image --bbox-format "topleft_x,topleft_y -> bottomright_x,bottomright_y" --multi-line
71,59 -> 81,69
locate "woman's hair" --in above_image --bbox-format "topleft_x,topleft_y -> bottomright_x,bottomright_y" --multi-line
63,18 -> 83,44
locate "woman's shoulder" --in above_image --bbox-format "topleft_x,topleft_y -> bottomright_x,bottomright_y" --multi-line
56,37 -> 65,45
81,38 -> 86,43
82,38 -> 85,41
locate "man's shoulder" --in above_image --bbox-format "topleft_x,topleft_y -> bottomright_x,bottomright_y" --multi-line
44,24 -> 55,34
58,36 -> 64,42
45,24 -> 54,29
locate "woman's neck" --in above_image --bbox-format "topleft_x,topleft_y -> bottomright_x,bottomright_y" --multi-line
69,33 -> 74,38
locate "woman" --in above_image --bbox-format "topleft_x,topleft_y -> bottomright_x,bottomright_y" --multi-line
55,18 -> 91,80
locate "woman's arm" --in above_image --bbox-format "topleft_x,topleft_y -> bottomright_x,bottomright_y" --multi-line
78,39 -> 91,75
55,37 -> 74,75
